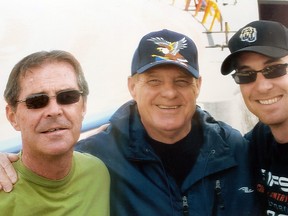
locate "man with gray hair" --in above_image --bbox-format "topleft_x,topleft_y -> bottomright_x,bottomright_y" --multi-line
0,50 -> 110,215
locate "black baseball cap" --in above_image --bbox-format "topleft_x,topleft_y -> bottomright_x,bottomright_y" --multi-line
131,29 -> 199,78
221,20 -> 288,75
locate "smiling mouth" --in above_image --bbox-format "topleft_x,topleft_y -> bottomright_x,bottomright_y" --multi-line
42,128 -> 65,133
258,96 -> 281,105
157,105 -> 180,109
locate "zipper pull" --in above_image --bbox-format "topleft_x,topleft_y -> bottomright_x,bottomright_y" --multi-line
215,180 -> 225,209
182,195 -> 189,216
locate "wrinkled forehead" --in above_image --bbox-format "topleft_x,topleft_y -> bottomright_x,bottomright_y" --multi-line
19,62 -> 78,92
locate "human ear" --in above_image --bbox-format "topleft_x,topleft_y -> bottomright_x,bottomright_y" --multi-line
127,76 -> 137,100
6,105 -> 20,131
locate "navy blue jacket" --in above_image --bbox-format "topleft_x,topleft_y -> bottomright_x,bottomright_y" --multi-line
76,101 -> 258,215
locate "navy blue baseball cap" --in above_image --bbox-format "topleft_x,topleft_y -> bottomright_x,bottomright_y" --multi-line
221,20 -> 288,75
131,29 -> 199,78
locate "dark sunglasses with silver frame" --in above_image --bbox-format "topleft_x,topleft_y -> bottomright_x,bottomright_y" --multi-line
16,89 -> 83,109
232,63 -> 288,84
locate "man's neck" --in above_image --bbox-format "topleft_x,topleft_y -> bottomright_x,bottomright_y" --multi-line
21,151 -> 73,180
147,130 -> 190,144
145,124 -> 192,144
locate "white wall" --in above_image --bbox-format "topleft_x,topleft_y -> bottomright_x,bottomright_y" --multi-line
0,0 -> 259,149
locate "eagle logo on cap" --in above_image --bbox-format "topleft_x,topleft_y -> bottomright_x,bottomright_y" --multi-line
240,26 -> 257,43
148,37 -> 188,65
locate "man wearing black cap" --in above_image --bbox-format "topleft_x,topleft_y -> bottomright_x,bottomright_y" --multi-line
0,29 -> 258,215
221,20 -> 288,215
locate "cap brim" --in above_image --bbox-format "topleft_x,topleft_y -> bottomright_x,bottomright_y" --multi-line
221,46 -> 288,75
136,60 -> 200,78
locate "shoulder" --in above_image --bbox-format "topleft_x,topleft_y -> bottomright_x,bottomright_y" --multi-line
73,151 -> 109,176
73,151 -> 105,165
196,107 -> 243,140
196,108 -> 248,156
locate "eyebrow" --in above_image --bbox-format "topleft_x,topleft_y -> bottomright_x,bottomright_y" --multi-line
24,88 -> 78,97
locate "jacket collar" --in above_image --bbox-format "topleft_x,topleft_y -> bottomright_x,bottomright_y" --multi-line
110,101 -> 238,183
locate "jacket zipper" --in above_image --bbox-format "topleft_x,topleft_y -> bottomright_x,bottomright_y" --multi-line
215,180 -> 225,209
182,195 -> 189,216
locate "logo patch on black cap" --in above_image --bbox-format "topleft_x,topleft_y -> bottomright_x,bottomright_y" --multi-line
240,27 -> 257,43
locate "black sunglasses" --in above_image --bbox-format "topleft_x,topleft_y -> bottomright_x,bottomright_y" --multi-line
232,63 -> 288,84
16,89 -> 83,109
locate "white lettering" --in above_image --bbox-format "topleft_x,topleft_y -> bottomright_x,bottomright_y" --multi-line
261,169 -> 288,192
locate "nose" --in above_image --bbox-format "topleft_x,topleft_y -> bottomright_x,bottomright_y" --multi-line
44,97 -> 63,117
160,81 -> 178,98
254,73 -> 273,92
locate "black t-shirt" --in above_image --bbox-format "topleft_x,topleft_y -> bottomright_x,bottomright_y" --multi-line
251,122 -> 288,216
148,116 -> 203,187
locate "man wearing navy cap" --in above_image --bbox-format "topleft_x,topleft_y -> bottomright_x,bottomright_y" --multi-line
221,20 -> 288,215
0,29 -> 258,215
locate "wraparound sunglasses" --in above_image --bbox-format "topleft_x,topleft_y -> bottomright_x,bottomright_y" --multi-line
16,89 -> 83,109
232,63 -> 288,84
